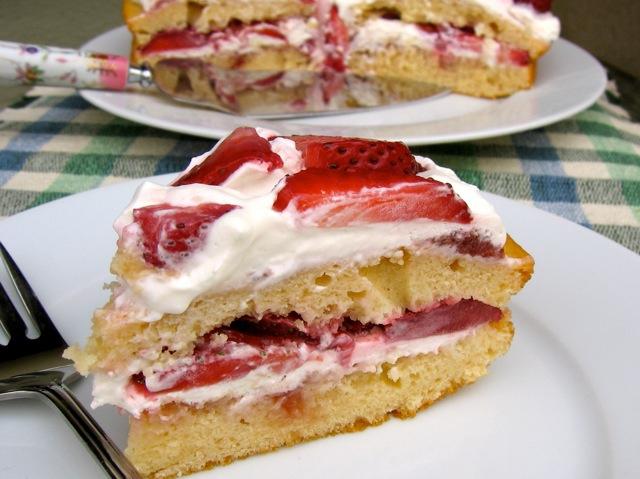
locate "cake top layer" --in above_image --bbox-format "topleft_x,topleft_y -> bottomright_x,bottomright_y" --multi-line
133,0 -> 559,42
111,127 -> 507,320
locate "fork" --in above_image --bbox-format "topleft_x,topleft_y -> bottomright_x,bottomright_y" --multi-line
0,242 -> 141,479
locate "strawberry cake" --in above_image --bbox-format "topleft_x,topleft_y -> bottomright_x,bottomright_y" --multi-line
66,127 -> 533,478
122,0 -> 560,110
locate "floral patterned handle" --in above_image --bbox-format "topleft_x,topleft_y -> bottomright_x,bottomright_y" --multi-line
0,41 -> 130,90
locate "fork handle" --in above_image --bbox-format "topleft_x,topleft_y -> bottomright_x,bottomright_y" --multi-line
0,379 -> 141,478
42,382 -> 142,478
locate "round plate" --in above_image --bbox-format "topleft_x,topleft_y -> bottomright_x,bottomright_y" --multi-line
80,27 -> 607,145
0,176 -> 638,478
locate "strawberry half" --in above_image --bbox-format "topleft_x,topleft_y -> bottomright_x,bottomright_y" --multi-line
133,202 -> 237,267
273,169 -> 472,227
173,127 -> 283,187
288,135 -> 422,175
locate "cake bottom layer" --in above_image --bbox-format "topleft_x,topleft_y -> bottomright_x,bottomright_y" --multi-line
126,313 -> 514,478
349,46 -> 535,99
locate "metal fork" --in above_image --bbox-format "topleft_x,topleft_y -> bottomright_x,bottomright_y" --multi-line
0,242 -> 141,479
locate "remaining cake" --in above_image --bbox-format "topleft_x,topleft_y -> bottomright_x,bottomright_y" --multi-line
122,0 -> 560,110
66,127 -> 533,478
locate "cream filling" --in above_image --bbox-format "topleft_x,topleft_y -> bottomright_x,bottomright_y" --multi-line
142,17 -> 316,58
92,324 -> 476,417
350,18 -> 520,68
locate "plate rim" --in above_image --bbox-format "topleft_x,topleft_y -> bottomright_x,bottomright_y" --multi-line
79,27 -> 607,145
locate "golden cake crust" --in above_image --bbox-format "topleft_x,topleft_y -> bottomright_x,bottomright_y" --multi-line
348,46 -> 536,98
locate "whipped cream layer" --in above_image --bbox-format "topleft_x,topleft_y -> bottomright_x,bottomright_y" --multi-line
93,323 -> 477,417
113,135 -> 506,318
350,18 -> 526,67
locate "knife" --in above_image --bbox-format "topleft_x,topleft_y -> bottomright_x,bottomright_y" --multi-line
0,40 -> 447,118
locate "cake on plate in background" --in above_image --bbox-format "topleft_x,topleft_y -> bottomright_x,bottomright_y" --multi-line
121,0 -> 560,111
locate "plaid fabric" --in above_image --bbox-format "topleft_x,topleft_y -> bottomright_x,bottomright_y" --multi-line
1,83 -> 639,254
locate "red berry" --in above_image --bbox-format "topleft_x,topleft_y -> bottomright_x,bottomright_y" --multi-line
141,30 -> 208,55
289,135 -> 422,175
133,203 -> 237,267
514,0 -> 552,13
173,127 -> 283,187
417,23 -> 440,34
273,169 -> 472,227
253,72 -> 285,88
250,24 -> 287,41
324,4 -> 349,72
507,48 -> 531,67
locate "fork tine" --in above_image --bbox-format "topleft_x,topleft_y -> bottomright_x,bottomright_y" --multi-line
0,242 -> 66,349
0,279 -> 31,360
0,279 -> 28,340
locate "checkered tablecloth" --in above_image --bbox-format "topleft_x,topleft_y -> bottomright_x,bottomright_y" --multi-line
1,83 -> 639,254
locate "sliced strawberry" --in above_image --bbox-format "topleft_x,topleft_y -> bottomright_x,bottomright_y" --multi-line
434,230 -> 503,258
320,70 -> 346,104
173,127 -> 283,186
130,313 -> 354,395
218,314 -> 314,347
273,169 -> 472,227
324,4 -> 349,72
128,298 -> 499,396
141,30 -> 208,55
506,48 -> 531,67
250,24 -> 287,41
417,23 -> 440,35
130,347 -> 301,396
252,72 -> 285,88
514,0 -> 552,13
386,299 -> 502,341
133,202 -> 237,268
289,135 -> 421,175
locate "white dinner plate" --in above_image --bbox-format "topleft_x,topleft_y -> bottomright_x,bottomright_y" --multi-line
80,28 -> 606,145
0,176 -> 638,478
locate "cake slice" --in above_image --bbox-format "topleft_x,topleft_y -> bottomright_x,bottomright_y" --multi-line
66,127 -> 533,478
122,0 -> 560,108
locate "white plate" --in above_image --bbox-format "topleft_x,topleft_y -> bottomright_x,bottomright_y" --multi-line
80,28 -> 606,145
0,176 -> 638,478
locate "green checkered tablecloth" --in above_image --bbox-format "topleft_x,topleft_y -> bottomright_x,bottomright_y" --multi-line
1,84 -> 639,254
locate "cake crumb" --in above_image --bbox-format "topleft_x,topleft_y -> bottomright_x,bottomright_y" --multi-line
387,366 -> 401,382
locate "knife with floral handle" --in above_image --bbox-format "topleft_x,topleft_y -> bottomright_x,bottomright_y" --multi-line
0,40 -> 446,117
0,40 -> 151,89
